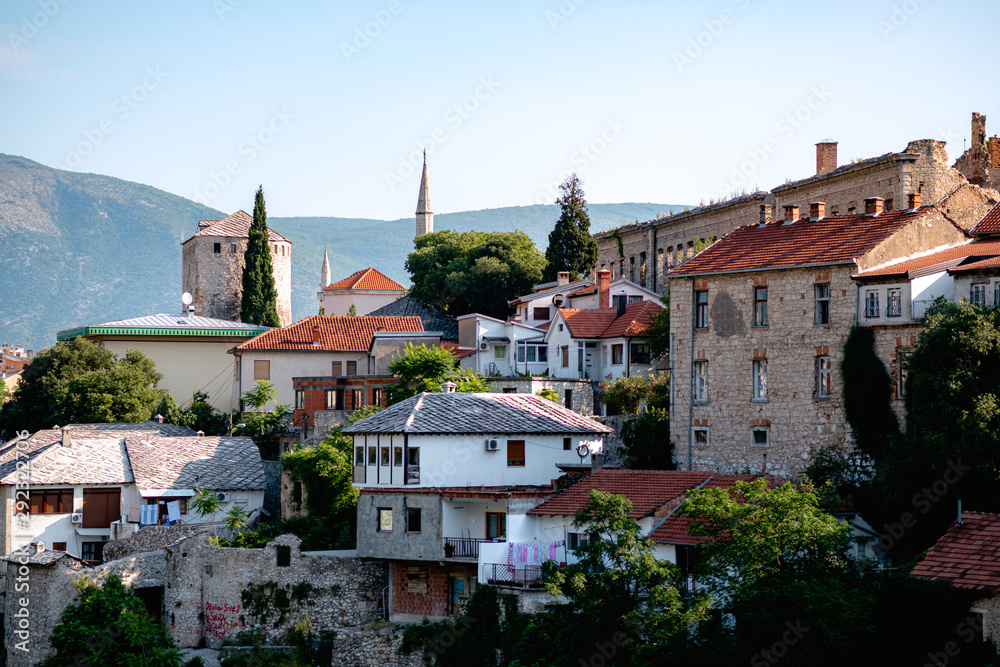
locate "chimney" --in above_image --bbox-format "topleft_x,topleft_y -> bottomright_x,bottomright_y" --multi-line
311,323 -> 321,346
907,192 -> 922,210
864,197 -> 884,215
155,414 -> 164,424
759,204 -> 772,224
35,541 -> 45,554
597,270 -> 611,309
990,136 -> 1000,169
440,381 -> 457,393
616,294 -> 627,317
809,202 -> 826,219
61,426 -> 71,447
816,141 -> 838,175
782,205 -> 799,221
557,271 -> 570,287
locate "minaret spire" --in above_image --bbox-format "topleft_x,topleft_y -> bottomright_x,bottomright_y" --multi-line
415,150 -> 433,238
320,243 -> 331,288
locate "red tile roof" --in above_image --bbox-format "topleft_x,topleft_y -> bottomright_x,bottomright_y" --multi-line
527,470 -> 715,519
235,315 -> 423,352
972,203 -> 1000,236
325,267 -> 406,292
668,207 -> 939,277
559,301 -> 663,339
854,238 -> 1000,279
649,474 -> 781,545
949,255 -> 1000,274
442,344 -> 477,360
190,210 -> 289,243
911,512 -> 1000,591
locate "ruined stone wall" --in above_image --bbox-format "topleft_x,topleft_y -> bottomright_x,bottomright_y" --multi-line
103,525 -> 206,561
590,415 -> 627,468
773,157 -> 909,216
4,555 -> 84,667
936,183 -> 998,231
331,625 -> 425,667
861,209 -> 971,272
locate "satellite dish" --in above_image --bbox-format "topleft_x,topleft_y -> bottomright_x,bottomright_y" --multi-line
181,292 -> 193,306
577,444 -> 590,460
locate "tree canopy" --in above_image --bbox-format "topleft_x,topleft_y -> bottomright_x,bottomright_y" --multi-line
385,343 -> 489,404
543,174 -> 599,282
240,185 -> 281,327
405,229 -> 545,319
0,338 -> 163,435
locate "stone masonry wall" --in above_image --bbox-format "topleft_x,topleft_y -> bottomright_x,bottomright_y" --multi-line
331,626 -> 425,667
484,377 -> 596,415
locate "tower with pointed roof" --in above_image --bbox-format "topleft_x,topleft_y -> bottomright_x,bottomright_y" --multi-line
415,150 -> 433,238
320,244 -> 332,289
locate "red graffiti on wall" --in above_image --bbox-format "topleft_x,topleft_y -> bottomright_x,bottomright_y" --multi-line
204,601 -> 241,639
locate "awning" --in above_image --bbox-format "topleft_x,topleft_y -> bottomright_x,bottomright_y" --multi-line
483,336 -> 511,343
138,489 -> 195,498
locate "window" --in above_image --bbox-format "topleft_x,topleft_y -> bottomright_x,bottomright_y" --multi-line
629,256 -> 635,281
407,508 -> 422,533
351,389 -> 363,409
276,545 -> 291,567
693,361 -> 708,402
695,290 -> 708,329
346,361 -> 357,376
887,288 -> 902,317
567,532 -> 589,551
378,508 -> 393,532
815,284 -> 830,325
502,387 -> 517,394
565,389 -> 573,410
494,345 -> 506,359
611,344 -> 624,365
230,243 -> 237,253
898,348 -> 910,398
753,286 -> 768,326
29,489 -> 73,514
407,448 -> 420,466
81,542 -> 103,563
380,447 -> 390,466
628,295 -> 643,304
394,447 -> 403,466
612,294 -> 627,310
630,343 -> 650,364
884,198 -> 893,212
563,437 -> 572,451
864,291 -> 879,318
752,359 -> 768,401
972,283 -> 987,307
331,361 -> 342,376
292,481 -> 302,505
355,447 -> 364,465
253,360 -> 270,380
294,390 -> 304,409
693,427 -> 709,446
325,389 -> 343,410
516,343 -> 547,363
533,307 -> 551,321
486,512 -> 506,539
213,242 -> 221,254
82,488 -> 120,529
372,388 -> 383,406
52,542 -> 67,552
561,346 -> 569,368
368,446 -> 376,465
817,356 -> 832,399
751,426 -> 769,447
507,439 -> 525,467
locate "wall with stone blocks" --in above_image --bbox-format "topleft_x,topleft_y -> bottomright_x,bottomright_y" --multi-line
331,625 -> 426,667
484,377 -> 596,415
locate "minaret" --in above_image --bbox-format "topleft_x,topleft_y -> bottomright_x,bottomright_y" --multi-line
415,150 -> 433,238
320,243 -> 331,288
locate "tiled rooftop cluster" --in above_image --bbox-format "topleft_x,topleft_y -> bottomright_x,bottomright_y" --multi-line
235,314 -> 423,352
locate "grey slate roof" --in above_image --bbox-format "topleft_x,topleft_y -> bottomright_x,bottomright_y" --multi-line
342,392 -> 612,435
367,295 -> 458,341
126,435 -> 265,491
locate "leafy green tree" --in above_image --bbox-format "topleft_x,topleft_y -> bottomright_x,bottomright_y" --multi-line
347,403 -> 384,423
225,503 -> 250,533
240,185 -> 280,327
405,230 -> 546,319
643,294 -> 671,360
347,303 -> 357,316
600,373 -> 669,415
45,572 -> 182,667
543,174 -> 599,282
621,408 -> 674,470
152,390 -> 228,435
385,343 -> 489,405
0,339 -> 163,434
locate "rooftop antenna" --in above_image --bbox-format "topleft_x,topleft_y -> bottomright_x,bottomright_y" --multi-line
957,499 -> 963,526
181,292 -> 194,317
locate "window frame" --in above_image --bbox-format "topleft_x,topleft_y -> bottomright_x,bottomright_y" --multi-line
694,290 -> 709,329
752,359 -> 768,402
897,348 -> 910,399
887,288 -> 902,317
750,426 -> 770,447
971,283 -> 987,307
253,359 -> 270,381
692,426 -> 709,447
394,447 -> 403,466
377,508 -> 393,532
486,512 -> 507,539
29,489 -> 74,514
815,283 -> 830,325
817,356 -> 832,399
864,290 -> 880,318
516,343 -> 547,364
533,307 -> 551,321
693,360 -> 708,403
406,508 -> 422,533
294,390 -> 305,409
346,361 -> 357,376
506,439 -> 525,467
331,361 -> 343,376
351,388 -> 363,409
753,286 -> 768,327
630,343 -> 651,365
611,344 -> 624,365
494,345 -> 506,359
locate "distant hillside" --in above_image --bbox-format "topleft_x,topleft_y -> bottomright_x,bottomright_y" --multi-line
0,154 -> 685,351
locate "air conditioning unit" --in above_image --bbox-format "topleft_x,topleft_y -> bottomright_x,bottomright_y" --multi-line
216,492 -> 231,503
485,438 -> 501,452
479,341 -> 490,351
70,513 -> 83,524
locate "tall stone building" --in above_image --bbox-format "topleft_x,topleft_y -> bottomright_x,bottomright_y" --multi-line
415,151 -> 433,238
181,210 -> 292,327
954,112 -> 1000,192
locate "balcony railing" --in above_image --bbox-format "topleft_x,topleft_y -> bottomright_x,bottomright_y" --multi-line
487,563 -> 544,587
443,537 -> 490,559
911,300 -> 935,320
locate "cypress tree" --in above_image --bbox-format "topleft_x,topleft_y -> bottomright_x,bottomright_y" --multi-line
543,173 -> 599,282
240,186 -> 281,327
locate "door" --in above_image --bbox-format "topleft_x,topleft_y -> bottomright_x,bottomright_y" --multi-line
486,512 -> 506,539
449,573 -> 466,614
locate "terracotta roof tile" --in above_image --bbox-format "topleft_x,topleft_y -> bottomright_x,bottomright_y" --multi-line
528,470 -> 715,519
325,267 -> 406,291
189,210 -> 289,243
235,315 -> 423,352
854,238 -> 1000,279
912,512 -> 1000,591
949,255 -> 1000,274
667,208 -> 936,277
559,301 -> 662,339
972,203 -> 1000,236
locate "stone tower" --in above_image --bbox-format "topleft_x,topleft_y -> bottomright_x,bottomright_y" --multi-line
415,151 -> 433,238
181,210 -> 293,327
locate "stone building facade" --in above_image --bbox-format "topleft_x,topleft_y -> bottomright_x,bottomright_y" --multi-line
182,210 -> 293,327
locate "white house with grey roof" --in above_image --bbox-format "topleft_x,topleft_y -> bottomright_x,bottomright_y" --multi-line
0,422 -> 264,562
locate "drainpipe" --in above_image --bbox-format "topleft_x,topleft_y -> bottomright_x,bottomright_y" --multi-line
854,280 -> 861,325
687,277 -> 695,471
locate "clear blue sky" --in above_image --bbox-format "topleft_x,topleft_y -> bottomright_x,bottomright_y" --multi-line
2,0 -> 997,220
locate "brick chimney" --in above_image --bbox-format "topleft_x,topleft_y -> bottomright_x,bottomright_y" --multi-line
597,270 -> 611,309
816,141 -> 838,175
864,197 -> 884,215
759,204 -> 772,224
990,136 -> 1000,169
809,202 -> 826,219
557,271 -> 570,287
907,192 -> 922,210
783,205 -> 799,221
311,323 -> 321,346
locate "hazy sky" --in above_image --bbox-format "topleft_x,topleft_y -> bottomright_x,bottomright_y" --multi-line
2,0 -> 997,220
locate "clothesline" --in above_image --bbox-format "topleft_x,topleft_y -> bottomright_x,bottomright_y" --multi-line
507,540 -> 565,568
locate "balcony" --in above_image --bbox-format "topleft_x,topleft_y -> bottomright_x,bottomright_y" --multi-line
911,300 -> 935,320
485,563 -> 544,587
443,537 -> 491,559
